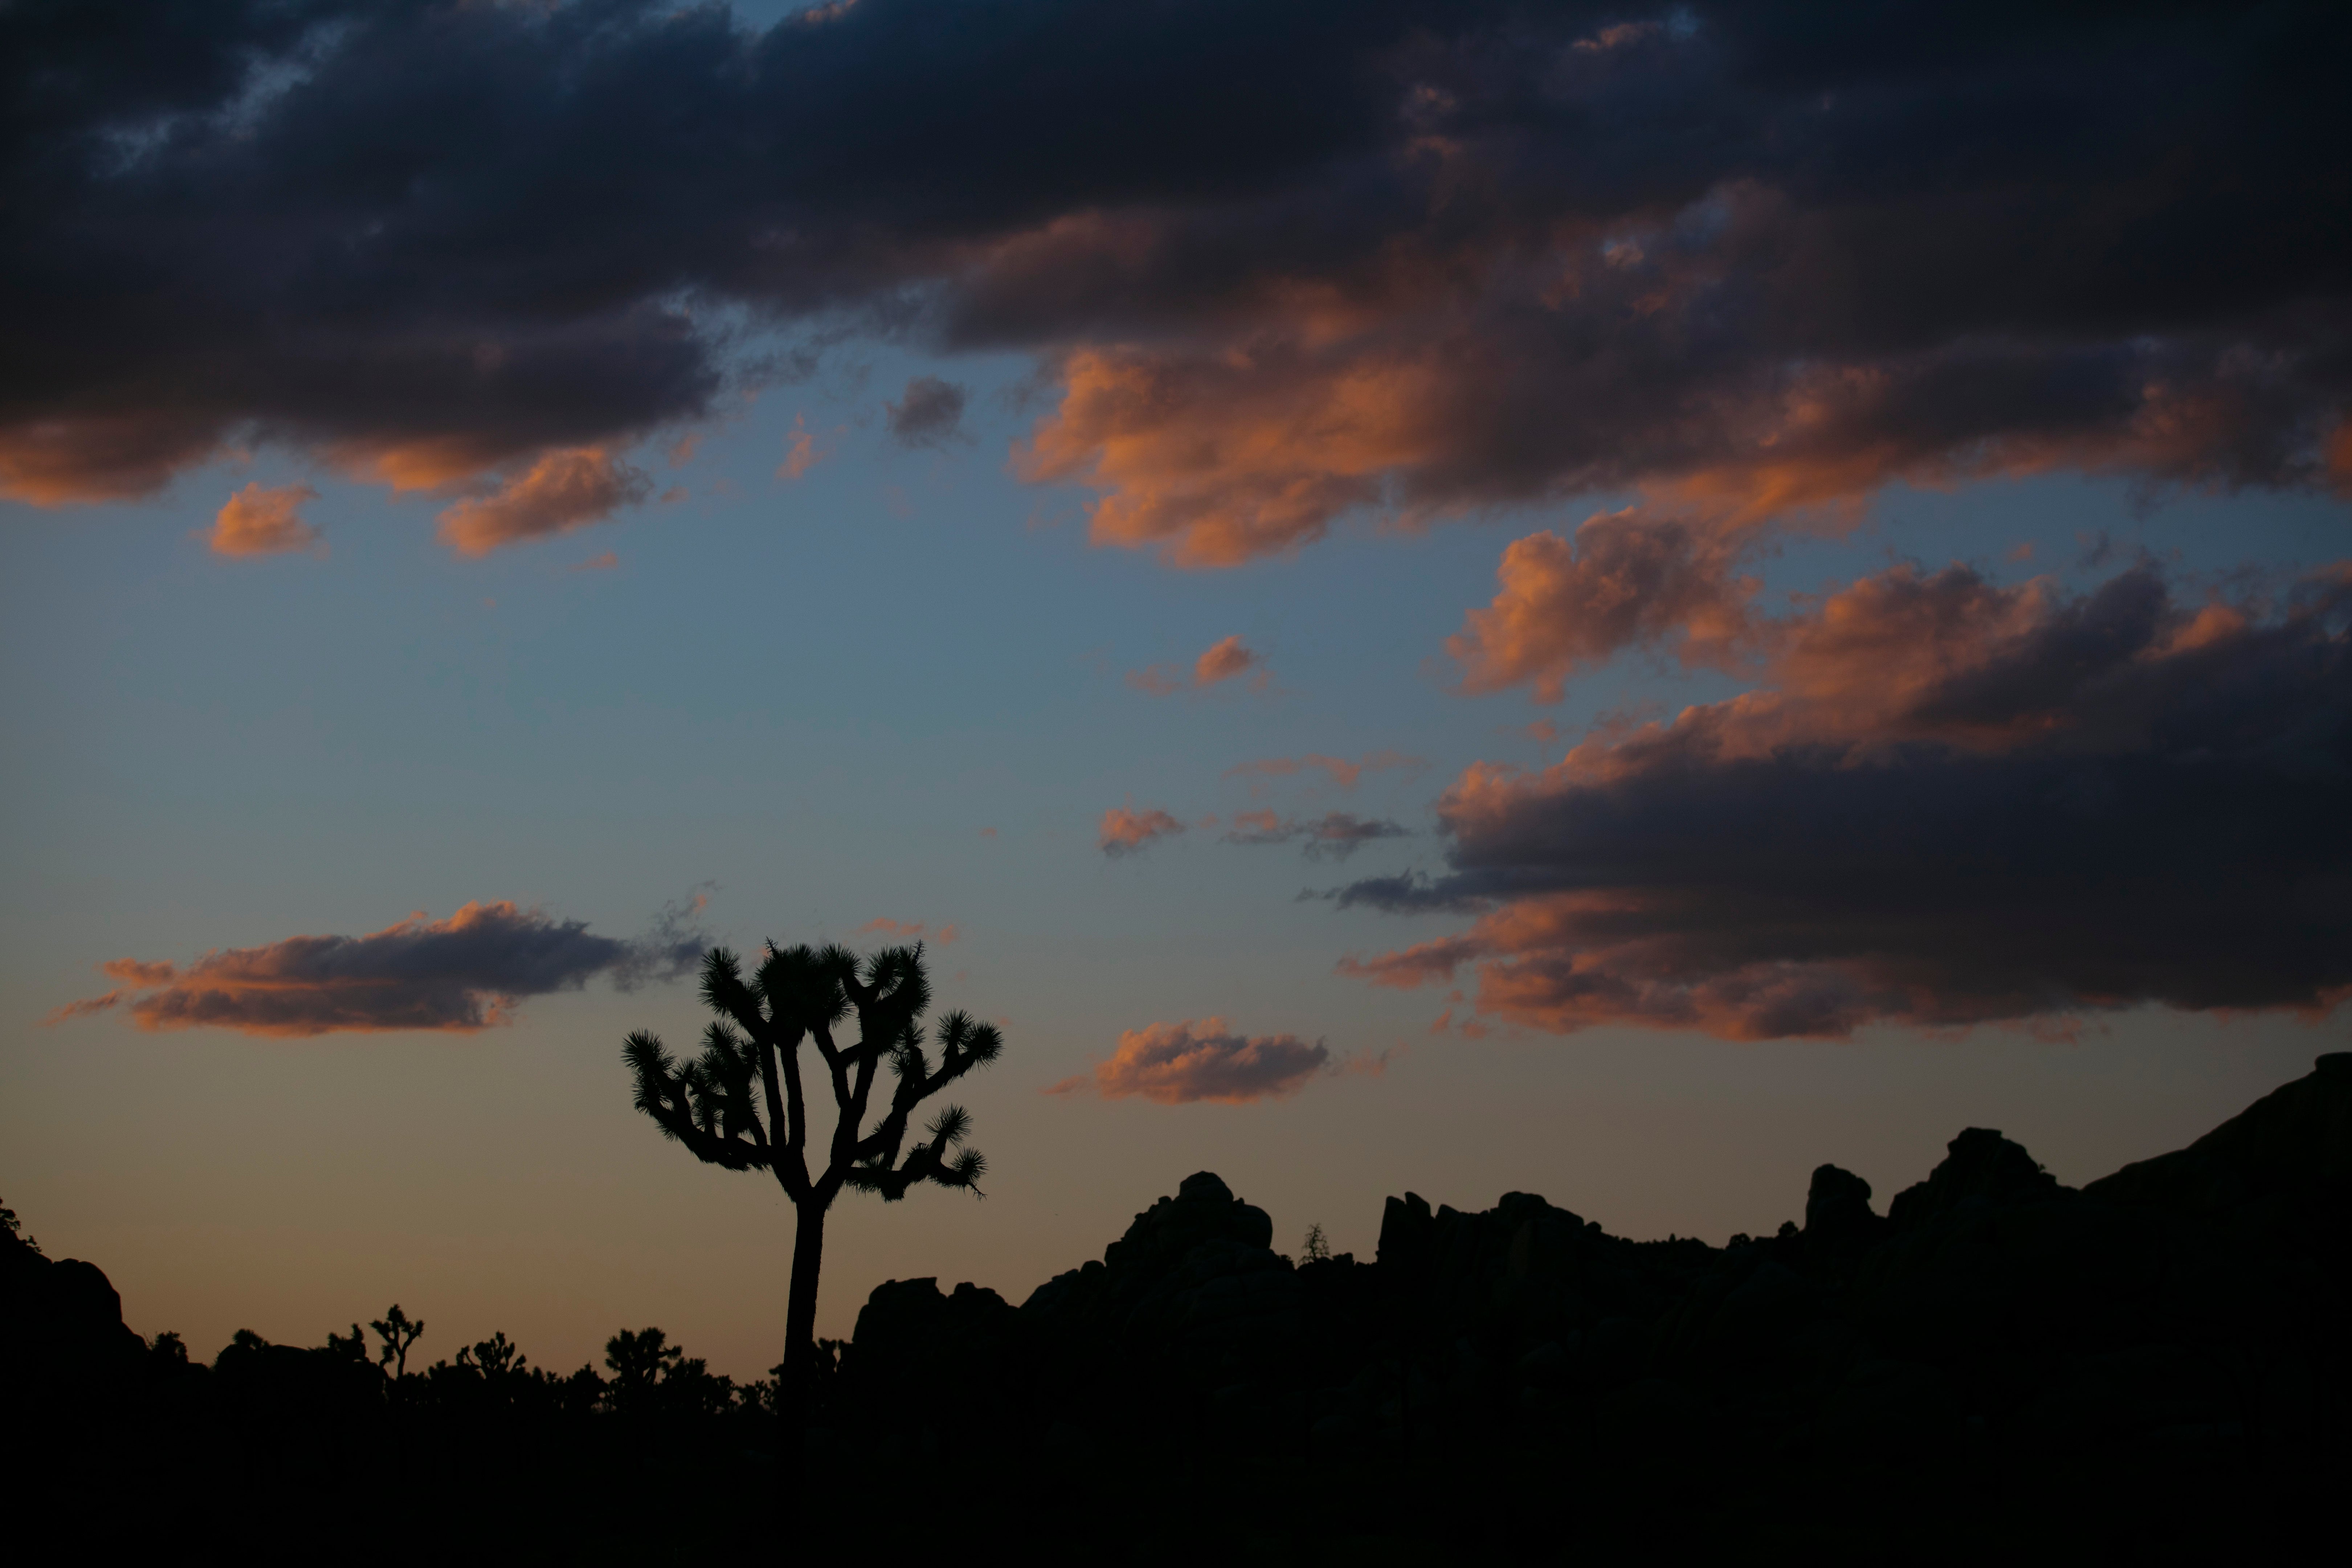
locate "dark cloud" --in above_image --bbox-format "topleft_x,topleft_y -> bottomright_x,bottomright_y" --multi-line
4,1 -> 2344,560
1334,562 -> 2352,1038
46,893 -> 710,1036
884,375 -> 969,447
1225,810 -> 1408,861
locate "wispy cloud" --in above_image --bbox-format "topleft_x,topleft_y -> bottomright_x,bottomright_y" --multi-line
1225,750 -> 1418,792
1098,806 -> 1185,857
856,916 -> 960,946
1127,635 -> 1267,695
778,413 -> 842,479
1224,810 -> 1408,861
437,447 -> 650,556
885,376 -> 969,448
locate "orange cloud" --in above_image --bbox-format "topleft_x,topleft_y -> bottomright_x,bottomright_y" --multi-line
1449,509 -> 1761,700
1013,344 -> 1434,568
209,481 -> 323,556
436,447 -> 650,556
0,412 -> 225,504
1194,634 -> 1262,686
856,917 -> 960,946
1127,635 -> 1268,695
1098,806 -> 1185,857
1000,189 -> 2352,576
1046,1017 -> 1329,1104
573,550 -> 619,571
335,435 -> 524,494
44,897 -> 706,1037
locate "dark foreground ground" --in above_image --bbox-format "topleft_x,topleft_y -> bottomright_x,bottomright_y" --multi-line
9,1054 -> 2349,1562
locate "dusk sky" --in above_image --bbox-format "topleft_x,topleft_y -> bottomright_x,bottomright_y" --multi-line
4,0 -> 2347,1379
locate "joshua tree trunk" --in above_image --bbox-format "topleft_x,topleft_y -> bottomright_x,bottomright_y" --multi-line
779,1194 -> 828,1439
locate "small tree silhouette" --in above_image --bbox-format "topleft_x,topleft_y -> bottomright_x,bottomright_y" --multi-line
0,1196 -> 40,1257
457,1331 -> 525,1377
370,1304 -> 425,1378
623,941 -> 999,1445
603,1326 -> 683,1416
1303,1222 -> 1332,1262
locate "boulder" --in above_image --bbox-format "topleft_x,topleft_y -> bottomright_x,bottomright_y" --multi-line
1886,1128 -> 2066,1230
1802,1164 -> 1887,1266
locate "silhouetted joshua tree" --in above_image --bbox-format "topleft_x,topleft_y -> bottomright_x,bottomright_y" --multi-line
623,941 -> 999,1443
370,1304 -> 425,1378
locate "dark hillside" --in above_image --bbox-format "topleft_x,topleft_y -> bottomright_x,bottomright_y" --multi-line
7,1055 -> 2348,1561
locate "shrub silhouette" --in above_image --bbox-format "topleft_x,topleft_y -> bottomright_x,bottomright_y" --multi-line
622,940 -> 1001,1447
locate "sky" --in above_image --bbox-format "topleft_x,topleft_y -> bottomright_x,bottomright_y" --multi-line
3,0 -> 2348,1379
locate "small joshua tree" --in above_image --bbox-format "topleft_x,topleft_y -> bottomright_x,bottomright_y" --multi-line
370,1303 -> 425,1378
623,941 -> 999,1443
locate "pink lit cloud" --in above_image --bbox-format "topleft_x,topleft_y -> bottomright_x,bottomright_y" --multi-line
209,481 -> 322,557
1045,1017 -> 1330,1104
779,414 -> 842,480
1098,806 -> 1186,857
1127,636 -> 1267,695
436,447 -> 651,556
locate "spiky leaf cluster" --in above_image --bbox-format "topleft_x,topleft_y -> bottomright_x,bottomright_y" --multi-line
623,939 -> 1000,1207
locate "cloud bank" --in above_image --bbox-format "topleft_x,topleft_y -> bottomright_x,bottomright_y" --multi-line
11,1 -> 2343,564
1336,562 -> 2352,1038
1047,1017 -> 1329,1104
48,894 -> 709,1036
